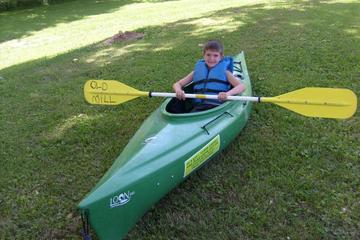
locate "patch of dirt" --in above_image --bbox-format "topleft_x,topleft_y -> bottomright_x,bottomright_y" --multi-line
104,31 -> 145,45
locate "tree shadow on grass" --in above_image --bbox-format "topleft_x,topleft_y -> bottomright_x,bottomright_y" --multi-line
0,1 -> 359,239
0,0 -> 178,43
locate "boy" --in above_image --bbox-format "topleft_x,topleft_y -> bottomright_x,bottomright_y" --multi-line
173,40 -> 245,112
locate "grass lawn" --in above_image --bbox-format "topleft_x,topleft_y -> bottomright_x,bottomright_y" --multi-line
0,0 -> 359,239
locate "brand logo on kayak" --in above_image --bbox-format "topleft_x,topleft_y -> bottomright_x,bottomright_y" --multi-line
109,191 -> 135,208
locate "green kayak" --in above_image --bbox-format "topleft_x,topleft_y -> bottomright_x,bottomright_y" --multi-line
78,51 -> 253,239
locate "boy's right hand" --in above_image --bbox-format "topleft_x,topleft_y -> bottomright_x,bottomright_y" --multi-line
172,71 -> 194,101
175,89 -> 186,100
173,83 -> 186,100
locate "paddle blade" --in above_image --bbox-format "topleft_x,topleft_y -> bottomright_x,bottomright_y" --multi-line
84,80 -> 148,105
262,88 -> 357,119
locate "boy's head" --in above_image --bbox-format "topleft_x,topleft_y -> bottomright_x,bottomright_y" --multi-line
202,40 -> 224,68
203,40 -> 224,55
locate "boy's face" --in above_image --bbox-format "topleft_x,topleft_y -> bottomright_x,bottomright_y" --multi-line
203,49 -> 223,68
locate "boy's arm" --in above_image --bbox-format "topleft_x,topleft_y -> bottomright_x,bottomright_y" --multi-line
173,71 -> 194,100
218,71 -> 246,101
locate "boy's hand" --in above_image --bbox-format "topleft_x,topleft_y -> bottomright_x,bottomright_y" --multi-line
175,89 -> 186,100
173,83 -> 186,100
218,92 -> 228,101
172,71 -> 194,101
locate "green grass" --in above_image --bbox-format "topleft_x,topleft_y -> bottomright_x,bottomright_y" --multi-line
1,0 -> 359,239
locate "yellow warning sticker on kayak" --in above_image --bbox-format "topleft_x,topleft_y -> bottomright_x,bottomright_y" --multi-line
184,135 -> 220,177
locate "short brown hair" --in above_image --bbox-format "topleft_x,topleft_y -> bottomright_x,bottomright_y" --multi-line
203,40 -> 224,54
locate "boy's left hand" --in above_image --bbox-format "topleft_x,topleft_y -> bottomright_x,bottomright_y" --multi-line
218,92 -> 228,101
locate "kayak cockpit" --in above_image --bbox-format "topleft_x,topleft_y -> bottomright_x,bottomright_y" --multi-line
163,81 -> 233,116
162,97 -> 233,117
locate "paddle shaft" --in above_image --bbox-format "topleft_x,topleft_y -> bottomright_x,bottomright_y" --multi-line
151,92 -> 258,101
150,92 -> 347,106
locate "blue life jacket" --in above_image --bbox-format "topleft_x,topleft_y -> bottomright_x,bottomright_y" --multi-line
192,56 -> 233,105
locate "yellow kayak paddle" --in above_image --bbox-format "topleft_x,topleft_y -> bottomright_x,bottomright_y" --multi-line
84,80 -> 357,119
